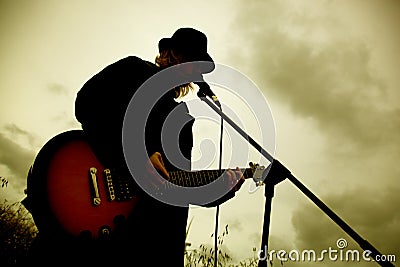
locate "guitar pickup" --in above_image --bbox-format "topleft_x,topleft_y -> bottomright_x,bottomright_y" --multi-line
103,169 -> 116,201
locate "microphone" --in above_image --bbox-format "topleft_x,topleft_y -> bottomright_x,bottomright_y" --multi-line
195,80 -> 221,108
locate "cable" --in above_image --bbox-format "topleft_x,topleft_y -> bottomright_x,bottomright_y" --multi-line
195,81 -> 224,266
214,103 -> 223,267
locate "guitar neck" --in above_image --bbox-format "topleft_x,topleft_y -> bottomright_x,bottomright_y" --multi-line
167,168 -> 254,187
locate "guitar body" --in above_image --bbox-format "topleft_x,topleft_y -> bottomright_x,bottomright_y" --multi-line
26,130 -> 137,240
25,130 -> 260,240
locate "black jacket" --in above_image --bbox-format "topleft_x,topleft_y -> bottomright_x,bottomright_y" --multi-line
75,56 -> 192,265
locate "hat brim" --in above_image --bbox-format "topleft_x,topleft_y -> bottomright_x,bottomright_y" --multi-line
158,38 -> 215,73
188,53 -> 215,74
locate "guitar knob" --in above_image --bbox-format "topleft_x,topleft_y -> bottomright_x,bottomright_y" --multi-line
99,225 -> 112,239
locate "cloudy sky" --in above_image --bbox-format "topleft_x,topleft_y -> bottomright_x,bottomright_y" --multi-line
1,0 -> 399,265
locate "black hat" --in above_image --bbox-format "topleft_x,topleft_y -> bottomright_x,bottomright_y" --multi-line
158,28 -> 215,73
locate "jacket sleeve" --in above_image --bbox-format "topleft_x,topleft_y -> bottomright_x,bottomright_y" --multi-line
74,56 -> 158,169
75,56 -> 153,129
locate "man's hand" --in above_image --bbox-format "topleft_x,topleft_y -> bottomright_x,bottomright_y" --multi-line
146,152 -> 170,189
225,167 -> 245,193
201,167 -> 245,207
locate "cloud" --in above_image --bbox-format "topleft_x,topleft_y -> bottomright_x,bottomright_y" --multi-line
0,125 -> 37,200
230,0 -> 400,154
226,217 -> 244,232
229,0 -> 400,264
291,186 -> 400,264
3,124 -> 41,149
47,83 -> 70,96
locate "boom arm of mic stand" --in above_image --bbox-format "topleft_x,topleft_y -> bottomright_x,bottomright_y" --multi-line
197,95 -> 394,267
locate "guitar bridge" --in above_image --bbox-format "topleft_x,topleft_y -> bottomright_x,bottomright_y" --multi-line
89,167 -> 101,206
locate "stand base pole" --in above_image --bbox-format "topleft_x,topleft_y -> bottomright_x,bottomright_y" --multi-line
258,185 -> 275,267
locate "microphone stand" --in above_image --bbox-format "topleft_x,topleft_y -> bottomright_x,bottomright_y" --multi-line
197,92 -> 394,267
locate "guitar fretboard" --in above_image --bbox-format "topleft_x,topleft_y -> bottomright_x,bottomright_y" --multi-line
167,168 -> 254,188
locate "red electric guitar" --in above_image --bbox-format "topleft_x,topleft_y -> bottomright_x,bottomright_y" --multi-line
25,130 -> 265,240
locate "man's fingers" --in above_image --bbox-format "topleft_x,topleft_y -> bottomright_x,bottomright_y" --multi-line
150,152 -> 170,179
225,167 -> 245,192
234,167 -> 245,190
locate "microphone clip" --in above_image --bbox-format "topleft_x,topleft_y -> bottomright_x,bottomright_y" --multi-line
195,81 -> 221,108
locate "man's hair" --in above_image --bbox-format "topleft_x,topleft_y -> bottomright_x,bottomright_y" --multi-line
155,49 -> 193,98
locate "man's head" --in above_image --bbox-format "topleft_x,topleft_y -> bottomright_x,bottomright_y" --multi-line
156,27 -> 215,74
156,27 -> 215,97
